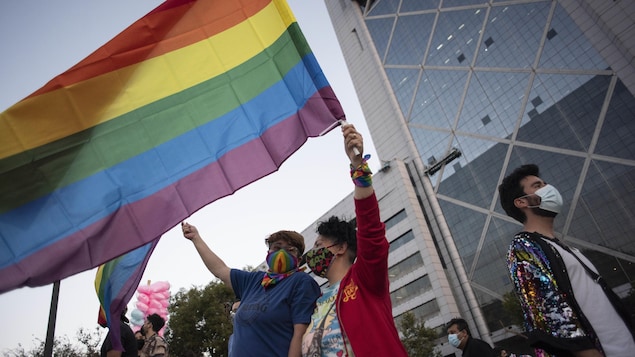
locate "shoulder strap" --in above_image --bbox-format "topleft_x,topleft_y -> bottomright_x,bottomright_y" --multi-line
546,236 -> 635,336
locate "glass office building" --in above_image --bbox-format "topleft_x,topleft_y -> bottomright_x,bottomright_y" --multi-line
323,0 -> 635,352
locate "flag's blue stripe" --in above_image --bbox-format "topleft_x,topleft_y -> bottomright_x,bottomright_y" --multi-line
0,54 -> 328,268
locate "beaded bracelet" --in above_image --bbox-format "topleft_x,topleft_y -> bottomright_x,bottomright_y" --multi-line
350,154 -> 372,187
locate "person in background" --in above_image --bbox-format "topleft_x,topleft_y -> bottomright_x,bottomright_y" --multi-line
134,329 -> 145,354
500,164 -> 635,356
227,299 -> 240,356
301,124 -> 408,356
446,317 -> 494,357
100,307 -> 138,357
139,313 -> 168,357
182,220 -> 320,357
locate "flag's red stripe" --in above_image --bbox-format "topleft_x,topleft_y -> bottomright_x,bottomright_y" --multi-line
29,0 -> 272,98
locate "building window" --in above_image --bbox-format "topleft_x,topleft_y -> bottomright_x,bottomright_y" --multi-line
385,209 -> 407,230
390,275 -> 432,307
394,299 -> 440,327
389,253 -> 424,281
389,230 -> 415,253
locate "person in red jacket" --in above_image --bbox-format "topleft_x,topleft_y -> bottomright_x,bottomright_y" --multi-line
301,123 -> 408,357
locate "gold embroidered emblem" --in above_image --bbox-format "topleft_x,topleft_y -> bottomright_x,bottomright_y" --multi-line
342,279 -> 358,302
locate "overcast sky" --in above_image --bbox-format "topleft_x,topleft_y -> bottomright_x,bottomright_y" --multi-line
0,0 -> 380,352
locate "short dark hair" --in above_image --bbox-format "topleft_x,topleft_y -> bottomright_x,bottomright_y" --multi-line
498,164 -> 540,223
146,313 -> 165,332
446,317 -> 471,336
316,216 -> 357,263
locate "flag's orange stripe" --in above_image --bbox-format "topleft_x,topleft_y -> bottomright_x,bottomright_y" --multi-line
29,0 -> 272,98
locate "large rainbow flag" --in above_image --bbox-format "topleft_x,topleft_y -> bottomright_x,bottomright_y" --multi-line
95,240 -> 157,351
0,0 -> 344,293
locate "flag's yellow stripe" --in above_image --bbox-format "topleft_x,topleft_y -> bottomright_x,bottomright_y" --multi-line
0,1 -> 296,160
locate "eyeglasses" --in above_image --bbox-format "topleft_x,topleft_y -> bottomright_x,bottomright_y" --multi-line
267,242 -> 300,255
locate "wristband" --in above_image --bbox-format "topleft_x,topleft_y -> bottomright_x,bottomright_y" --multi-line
350,154 -> 372,187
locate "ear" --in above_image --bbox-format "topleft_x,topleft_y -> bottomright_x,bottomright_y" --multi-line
334,242 -> 348,255
514,197 -> 527,209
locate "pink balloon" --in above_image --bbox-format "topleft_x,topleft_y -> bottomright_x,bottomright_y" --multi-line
159,298 -> 169,308
162,290 -> 171,299
151,292 -> 165,301
149,300 -> 162,309
147,307 -> 159,315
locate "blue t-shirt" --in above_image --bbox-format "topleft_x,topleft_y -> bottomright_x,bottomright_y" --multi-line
230,269 -> 320,357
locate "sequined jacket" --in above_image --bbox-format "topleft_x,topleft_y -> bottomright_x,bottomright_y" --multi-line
507,232 -> 600,357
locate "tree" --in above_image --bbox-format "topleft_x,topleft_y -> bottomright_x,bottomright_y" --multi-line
502,290 -> 525,328
4,328 -> 102,357
398,312 -> 442,357
166,280 -> 235,356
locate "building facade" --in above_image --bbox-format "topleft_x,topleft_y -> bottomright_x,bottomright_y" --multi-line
318,0 -> 635,354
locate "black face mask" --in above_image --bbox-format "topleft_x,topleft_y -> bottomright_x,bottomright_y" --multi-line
136,339 -> 145,350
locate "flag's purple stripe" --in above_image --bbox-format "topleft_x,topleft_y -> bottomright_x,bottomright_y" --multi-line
0,91 -> 337,292
0,55 -> 333,268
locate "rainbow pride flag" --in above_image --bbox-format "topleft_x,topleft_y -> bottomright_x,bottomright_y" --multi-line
0,0 -> 343,293
95,240 -> 157,350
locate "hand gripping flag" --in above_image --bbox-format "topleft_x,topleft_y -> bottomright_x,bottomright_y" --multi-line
0,0 -> 344,293
95,240 -> 157,351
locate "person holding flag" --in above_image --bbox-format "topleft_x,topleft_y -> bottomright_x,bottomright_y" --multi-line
182,221 -> 320,356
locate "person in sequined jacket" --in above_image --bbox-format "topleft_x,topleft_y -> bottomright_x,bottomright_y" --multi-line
499,164 -> 635,357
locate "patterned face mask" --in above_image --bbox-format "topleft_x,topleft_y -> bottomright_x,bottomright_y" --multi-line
266,248 -> 299,274
305,244 -> 337,278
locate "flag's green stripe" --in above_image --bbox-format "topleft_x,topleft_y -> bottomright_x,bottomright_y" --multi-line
0,24 -> 311,214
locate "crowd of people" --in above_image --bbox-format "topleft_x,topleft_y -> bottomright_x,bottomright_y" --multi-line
100,124 -> 634,356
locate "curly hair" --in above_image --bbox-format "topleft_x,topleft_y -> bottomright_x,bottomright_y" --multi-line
316,216 -> 357,263
498,164 -> 540,223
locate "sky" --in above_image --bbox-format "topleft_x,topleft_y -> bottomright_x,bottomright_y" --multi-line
0,0 -> 380,352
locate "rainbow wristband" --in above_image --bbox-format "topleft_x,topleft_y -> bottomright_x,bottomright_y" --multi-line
350,154 -> 373,187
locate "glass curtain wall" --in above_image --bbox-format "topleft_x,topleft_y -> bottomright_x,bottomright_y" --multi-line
360,0 -> 635,332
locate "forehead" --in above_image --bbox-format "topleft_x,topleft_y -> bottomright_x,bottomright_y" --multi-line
314,235 -> 335,247
519,175 -> 543,189
447,324 -> 460,333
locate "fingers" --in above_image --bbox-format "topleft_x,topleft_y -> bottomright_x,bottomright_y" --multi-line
342,124 -> 362,154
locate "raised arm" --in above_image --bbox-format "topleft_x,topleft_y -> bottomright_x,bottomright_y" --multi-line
182,222 -> 232,289
342,124 -> 373,200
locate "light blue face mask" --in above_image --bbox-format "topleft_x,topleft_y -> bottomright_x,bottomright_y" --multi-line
448,333 -> 461,348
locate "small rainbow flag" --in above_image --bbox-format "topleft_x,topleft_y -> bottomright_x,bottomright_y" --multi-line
0,0 -> 343,293
95,240 -> 157,351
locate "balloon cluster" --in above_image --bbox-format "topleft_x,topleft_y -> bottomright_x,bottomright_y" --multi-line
130,281 -> 171,336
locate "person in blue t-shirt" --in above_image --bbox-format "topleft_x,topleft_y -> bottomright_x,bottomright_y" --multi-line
183,222 -> 320,357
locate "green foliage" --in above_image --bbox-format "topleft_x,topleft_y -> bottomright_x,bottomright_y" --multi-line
165,281 -> 236,356
502,290 -> 525,328
3,328 -> 102,357
398,312 -> 442,357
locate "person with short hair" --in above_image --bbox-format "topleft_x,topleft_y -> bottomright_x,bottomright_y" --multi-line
183,221 -> 320,356
446,317 -> 494,357
139,313 -> 168,357
301,124 -> 408,357
500,164 -> 635,356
